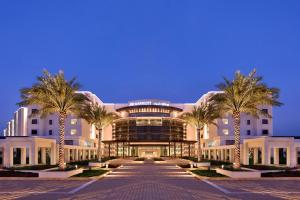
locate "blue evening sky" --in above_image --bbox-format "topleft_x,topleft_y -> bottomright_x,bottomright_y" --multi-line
0,1 -> 299,135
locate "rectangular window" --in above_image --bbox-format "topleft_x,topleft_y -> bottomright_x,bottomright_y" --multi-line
31,109 -> 39,114
262,129 -> 269,135
49,130 -> 53,135
262,119 -> 269,124
31,129 -> 38,135
225,140 -> 234,145
70,129 -> 77,135
222,119 -> 229,125
31,119 -> 38,124
222,129 -> 229,135
65,140 -> 74,145
247,120 -> 251,125
70,119 -> 78,125
49,120 -> 53,125
247,130 -> 251,135
262,109 -> 269,114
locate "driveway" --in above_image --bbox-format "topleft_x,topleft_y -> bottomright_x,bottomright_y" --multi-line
0,161 -> 300,200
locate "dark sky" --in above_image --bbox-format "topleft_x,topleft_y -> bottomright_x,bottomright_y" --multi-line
0,1 -> 300,135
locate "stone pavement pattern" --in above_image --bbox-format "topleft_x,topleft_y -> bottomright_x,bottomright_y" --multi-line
0,160 -> 300,200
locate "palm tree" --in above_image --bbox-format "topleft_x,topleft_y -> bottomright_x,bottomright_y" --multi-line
181,101 -> 220,162
18,70 -> 88,170
79,101 -> 118,162
212,69 -> 282,169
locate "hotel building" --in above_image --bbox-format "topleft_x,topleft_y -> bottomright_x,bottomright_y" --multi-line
0,91 -> 299,168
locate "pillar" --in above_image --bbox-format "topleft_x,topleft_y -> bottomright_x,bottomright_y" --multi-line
208,150 -> 211,160
73,149 -> 78,161
21,147 -> 27,165
274,148 -> 279,165
213,149 -> 217,160
243,143 -> 249,165
82,149 -> 85,160
122,142 -> 125,158
65,148 -> 70,163
50,143 -> 56,165
221,149 -> 224,161
229,149 -> 233,162
3,145 -> 12,167
254,148 -> 259,164
41,147 -> 47,164
287,145 -> 297,167
262,144 -> 270,165
108,143 -> 111,158
174,142 -> 176,158
30,145 -> 38,165
169,142 -> 171,157
180,142 -> 183,158
116,142 -> 119,157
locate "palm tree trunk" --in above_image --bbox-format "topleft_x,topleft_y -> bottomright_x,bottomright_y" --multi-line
197,128 -> 202,162
58,112 -> 66,170
98,128 -> 102,162
233,111 -> 241,169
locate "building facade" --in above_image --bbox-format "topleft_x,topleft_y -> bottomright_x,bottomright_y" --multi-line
1,91 -> 299,168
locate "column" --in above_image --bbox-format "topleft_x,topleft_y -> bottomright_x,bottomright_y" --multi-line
122,142 -> 125,158
65,148 -> 70,163
262,143 -> 270,165
243,143 -> 249,165
180,142 -> 183,158
82,149 -> 86,160
229,149 -> 233,162
208,150 -> 211,160
287,145 -> 297,167
221,149 -> 224,161
108,143 -> 111,158
88,150 -> 91,160
174,142 -> 176,158
116,142 -> 119,157
50,143 -> 57,165
21,147 -> 27,165
274,148 -> 279,165
213,149 -> 217,160
30,144 -> 38,165
41,147 -> 47,164
253,148 -> 259,164
169,142 -> 171,157
3,146 -> 11,167
74,149 -> 78,161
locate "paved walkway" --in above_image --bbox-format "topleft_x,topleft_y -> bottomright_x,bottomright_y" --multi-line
1,161 -> 300,199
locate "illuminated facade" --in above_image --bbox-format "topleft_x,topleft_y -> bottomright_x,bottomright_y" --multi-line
1,91 -> 299,168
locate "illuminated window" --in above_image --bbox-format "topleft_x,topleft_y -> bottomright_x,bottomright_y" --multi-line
223,129 -> 229,135
71,119 -> 77,125
222,119 -> 228,125
70,129 -> 77,135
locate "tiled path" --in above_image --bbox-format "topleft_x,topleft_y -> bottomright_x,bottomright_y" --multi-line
1,161 -> 300,200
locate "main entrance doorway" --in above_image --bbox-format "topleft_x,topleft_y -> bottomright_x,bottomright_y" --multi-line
138,146 -> 161,158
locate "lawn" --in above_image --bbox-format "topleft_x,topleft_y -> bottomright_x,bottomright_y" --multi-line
221,165 -> 249,172
7,165 -> 57,171
178,164 -> 191,168
242,165 -> 292,171
261,170 -> 300,177
134,158 -> 146,161
73,169 -> 109,177
153,158 -> 164,161
191,170 -> 226,177
0,170 -> 38,177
